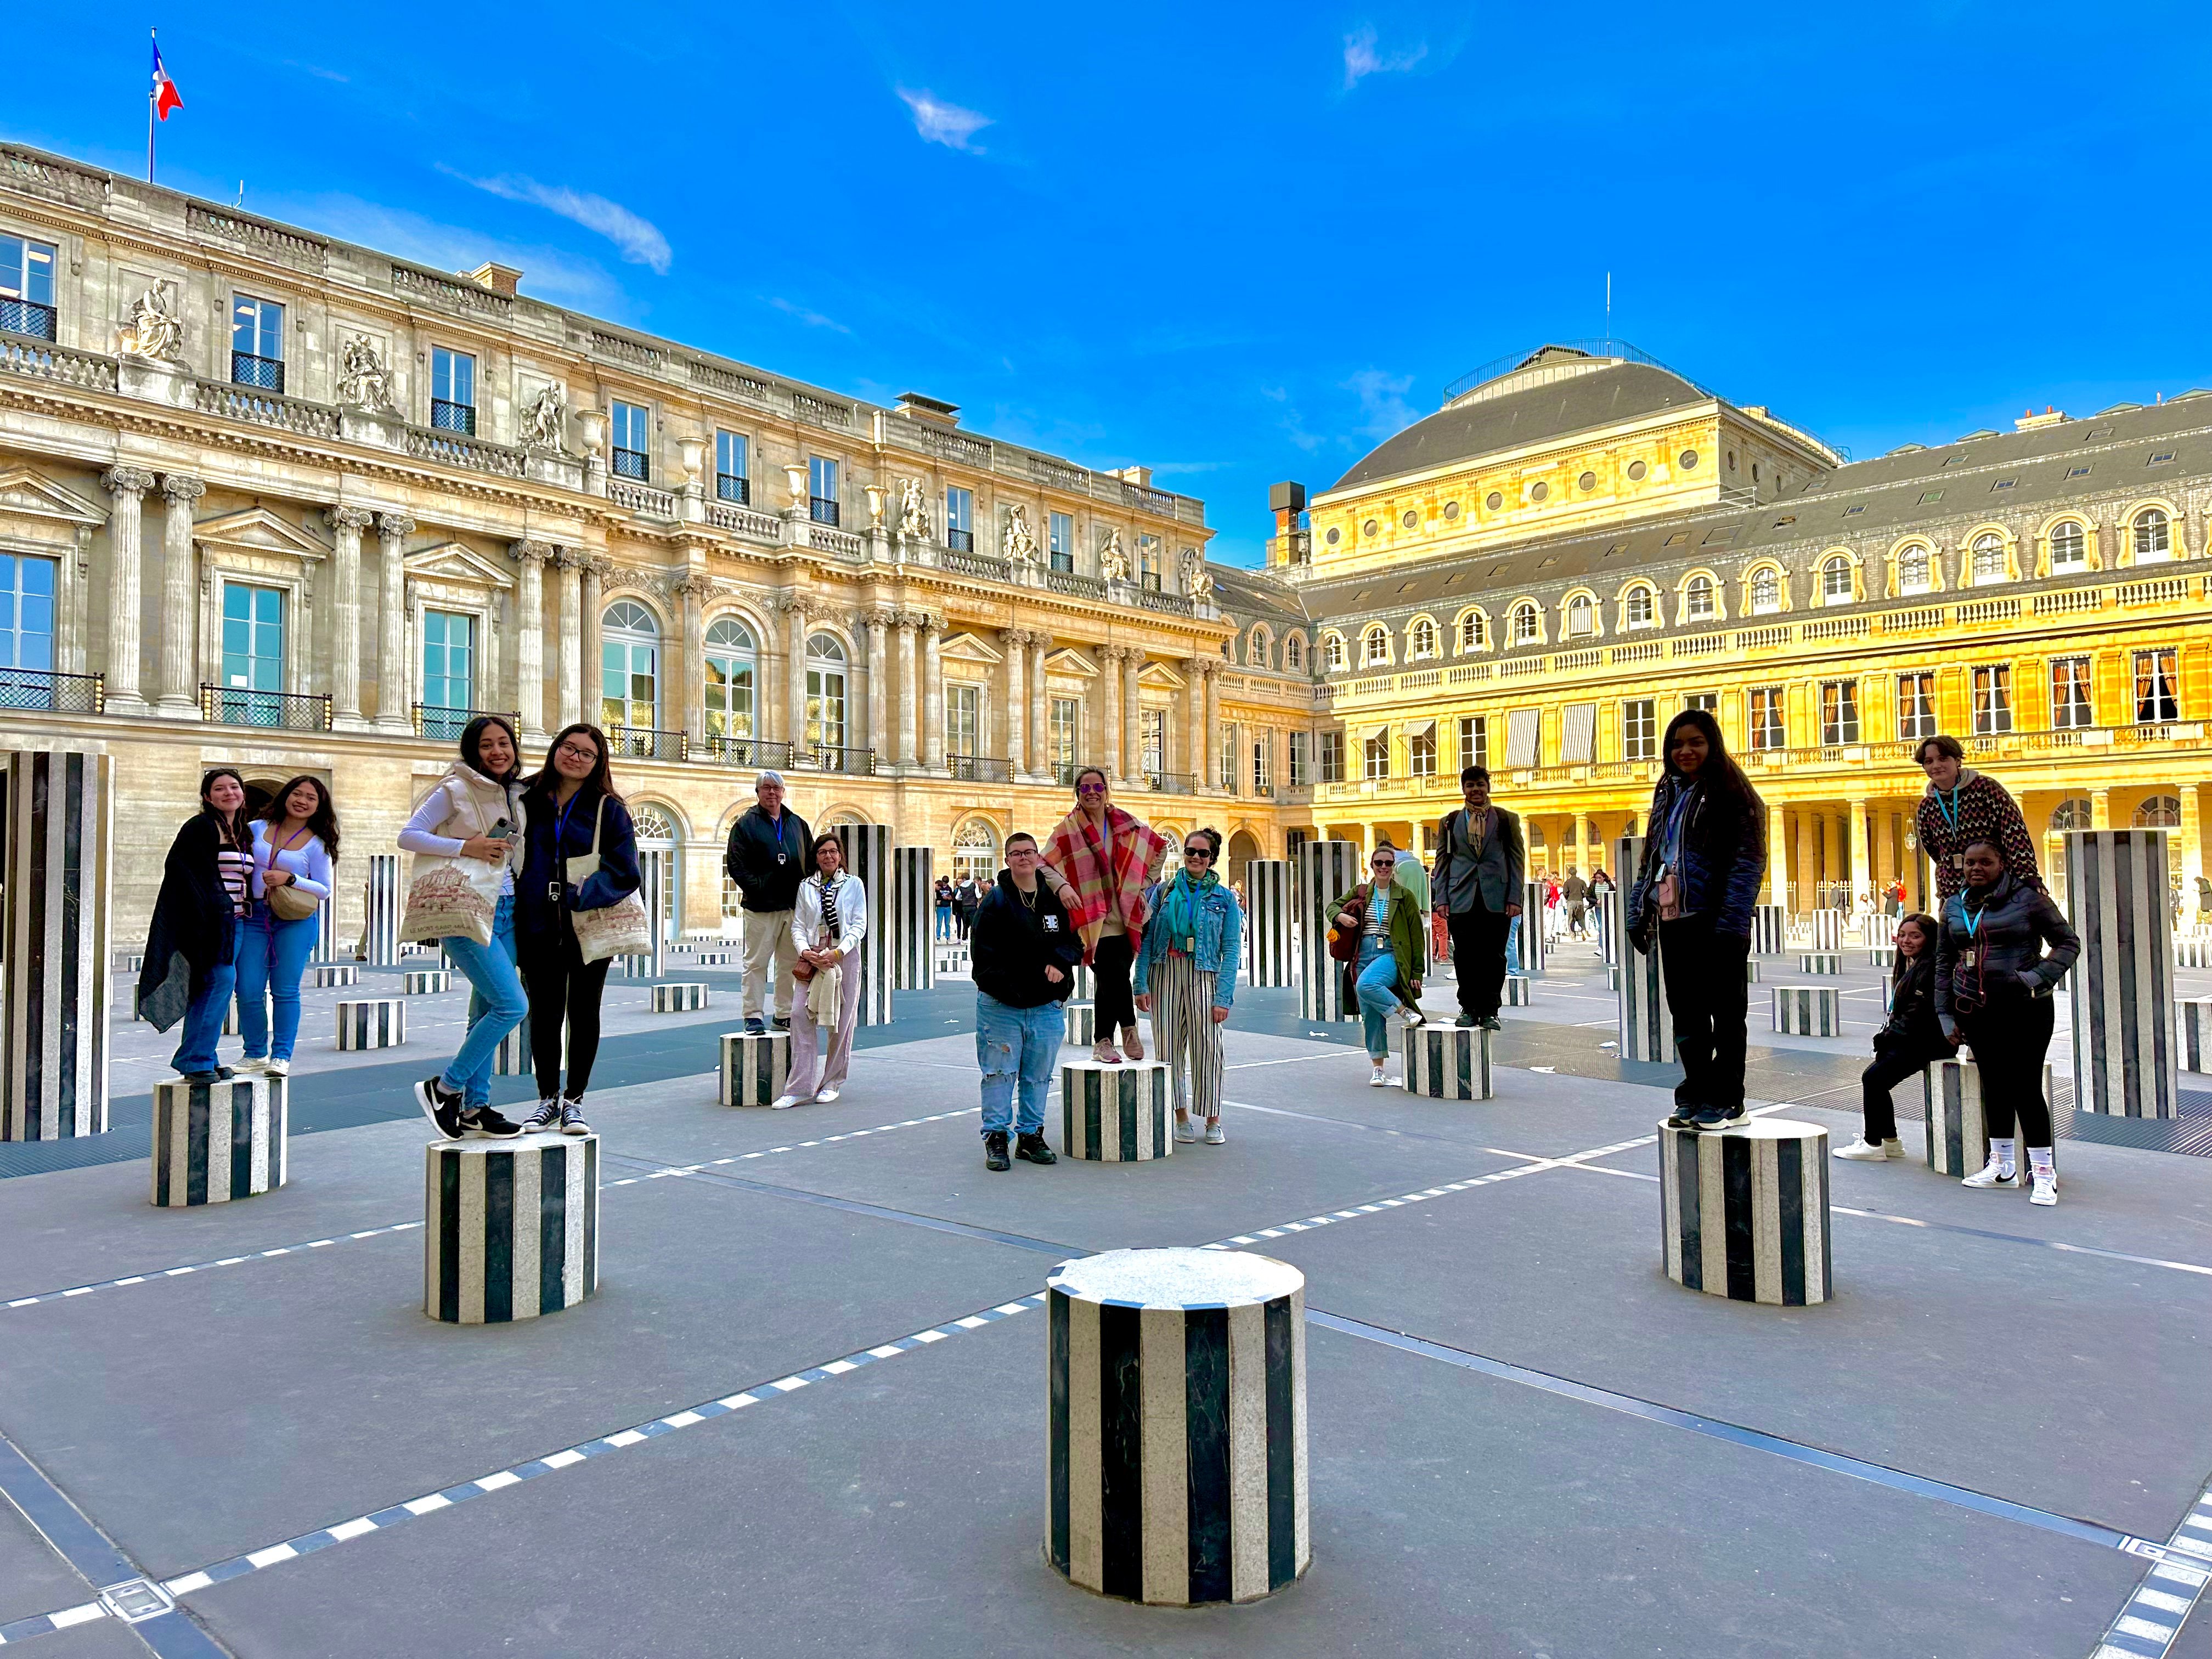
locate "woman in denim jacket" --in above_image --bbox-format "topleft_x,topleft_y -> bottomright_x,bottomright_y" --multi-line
1132,827 -> 1243,1144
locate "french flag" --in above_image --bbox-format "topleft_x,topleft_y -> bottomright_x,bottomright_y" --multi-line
152,38 -> 183,120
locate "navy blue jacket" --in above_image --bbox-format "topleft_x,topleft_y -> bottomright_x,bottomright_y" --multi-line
514,784 -> 642,955
1626,774 -> 1767,946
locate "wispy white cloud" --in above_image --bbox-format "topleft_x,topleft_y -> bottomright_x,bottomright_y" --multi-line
1262,384 -> 1328,453
1342,25 -> 1429,89
769,296 -> 853,335
1343,369 -> 1420,439
1147,460 -> 1233,476
897,88 -> 992,151
284,60 -> 349,83
440,167 -> 672,274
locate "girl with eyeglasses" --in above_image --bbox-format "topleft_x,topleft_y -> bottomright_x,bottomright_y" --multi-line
1043,768 -> 1169,1065
1132,827 -> 1243,1142
1333,842 -> 1428,1087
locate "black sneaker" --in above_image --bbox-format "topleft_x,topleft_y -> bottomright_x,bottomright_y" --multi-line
1664,1105 -> 1700,1130
178,1069 -> 223,1086
770,1015 -> 792,1032
1692,1104 -> 1746,1132
415,1075 -> 466,1139
983,1131 -> 1011,1172
743,1016 -> 766,1035
215,1066 -> 237,1081
1015,1132 -> 1057,1166
1455,1014 -> 1476,1028
560,1099 -> 591,1137
1481,1015 -> 1503,1032
460,1106 -> 525,1139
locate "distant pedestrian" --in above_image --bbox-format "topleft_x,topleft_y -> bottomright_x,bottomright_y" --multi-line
969,831 -> 1080,1170
934,874 -> 954,941
1562,867 -> 1589,939
953,875 -> 981,940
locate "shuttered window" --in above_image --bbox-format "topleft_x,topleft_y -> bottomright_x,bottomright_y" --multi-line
1505,707 -> 1542,768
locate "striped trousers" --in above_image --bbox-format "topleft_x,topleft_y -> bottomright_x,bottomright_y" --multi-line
1149,951 -> 1224,1120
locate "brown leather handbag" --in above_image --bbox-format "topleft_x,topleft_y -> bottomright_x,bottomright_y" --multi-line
1327,885 -> 1369,963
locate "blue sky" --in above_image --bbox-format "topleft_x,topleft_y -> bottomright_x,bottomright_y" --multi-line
15,3 -> 2212,564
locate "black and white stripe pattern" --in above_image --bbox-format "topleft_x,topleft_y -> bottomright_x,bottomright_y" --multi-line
319,888 -> 340,963
335,999 -> 405,1049
833,825 -> 894,1026
1751,904 -> 1787,956
1244,859 -> 1293,988
1596,893 -> 1618,966
3,749 -> 110,1142
1060,1060 -> 1172,1161
694,950 -> 736,966
2066,830 -> 2177,1120
1867,947 -> 1895,970
2175,938 -> 2212,970
614,953 -> 655,978
222,997 -> 240,1037
1864,913 -> 1898,946
1746,959 -> 1762,984
1404,1025 -> 1492,1100
1797,953 -> 1841,975
1065,1002 -> 1098,1046
423,1133 -> 597,1323
151,1074 -> 286,1206
651,983 -> 709,1012
495,1015 -> 532,1076
1659,1118 -> 1831,1305
1924,1057 -> 2058,1178
1046,1248 -> 1308,1605
1294,842 -> 1361,1023
2182,999 -> 2212,1075
314,964 -> 360,989
1772,986 -> 1841,1036
1799,911 -> 1842,952
633,851 -> 669,981
935,943 -> 971,978
364,853 -> 400,966
401,969 -> 448,994
719,1030 -> 791,1107
1614,835 -> 1673,1063
1148,952 -> 1224,1120
1069,961 -> 1094,1002
1520,879 -> 1548,975
115,951 -> 144,973
1505,976 -> 1531,1006
890,845 -> 936,991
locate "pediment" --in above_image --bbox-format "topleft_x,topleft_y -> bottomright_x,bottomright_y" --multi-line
939,630 -> 1004,666
192,505 -> 328,561
1041,647 -> 1097,678
0,469 -> 105,527
404,540 -> 515,591
1136,661 -> 1185,691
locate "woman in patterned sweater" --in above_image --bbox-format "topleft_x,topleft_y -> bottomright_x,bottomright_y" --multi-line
1913,735 -> 2042,903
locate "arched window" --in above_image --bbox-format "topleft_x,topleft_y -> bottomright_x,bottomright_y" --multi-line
2134,794 -> 2181,828
1510,602 -> 1540,645
1362,625 -> 1389,667
805,632 -> 847,752
2049,520 -> 2086,572
1897,544 -> 1933,594
1750,567 -> 1781,613
1409,617 -> 1437,658
702,617 -> 755,742
2134,507 -> 2171,562
1284,633 -> 1305,671
601,600 -> 659,729
1624,585 -> 1655,629
1820,556 -> 1853,603
1970,533 -> 2006,583
1564,594 -> 1595,637
952,817 -> 999,884
1324,633 -> 1346,671
1458,611 -> 1487,651
1683,575 -> 1716,620
2048,798 -> 2092,832
1248,627 -> 1270,669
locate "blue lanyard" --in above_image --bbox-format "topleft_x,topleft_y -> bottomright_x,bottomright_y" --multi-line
1934,785 -> 1963,834
554,791 -> 587,851
1961,903 -> 1985,941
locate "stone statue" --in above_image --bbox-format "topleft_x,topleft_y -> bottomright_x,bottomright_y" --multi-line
1003,502 -> 1037,562
1181,546 -> 1216,601
337,336 -> 394,410
1098,527 -> 1131,583
898,476 -> 930,539
524,381 -> 569,451
117,286 -> 183,362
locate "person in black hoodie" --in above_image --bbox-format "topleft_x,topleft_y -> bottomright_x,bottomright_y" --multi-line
139,768 -> 252,1081
1836,912 -> 1950,1161
969,832 -> 1082,1172
723,770 -> 811,1034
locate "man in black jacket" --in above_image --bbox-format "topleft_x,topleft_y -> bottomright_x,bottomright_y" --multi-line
1430,765 -> 1526,1030
970,832 -> 1082,1172
723,771 -> 812,1034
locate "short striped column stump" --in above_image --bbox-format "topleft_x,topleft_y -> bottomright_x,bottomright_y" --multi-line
1606,966 -> 1618,991
2177,938 -> 2212,969
1060,1061 -> 1172,1161
1924,1058 -> 2058,1177
1046,1247 -> 1308,1605
719,1030 -> 792,1107
1505,977 -> 1532,1007
151,1075 -> 287,1207
1866,947 -> 1895,971
424,1133 -> 598,1324
222,998 -> 240,1037
336,999 -> 406,1049
2183,999 -> 2212,1074
694,950 -> 736,967
1745,960 -> 1762,984
401,969 -> 450,995
651,983 -> 710,1013
494,1017 -> 531,1076
935,946 -> 970,975
310,964 -> 359,990
614,953 -> 654,978
1065,1001 -> 1098,1046
1404,1025 -> 1493,1100
115,951 -> 145,974
1772,986 -> 1841,1036
1659,1118 -> 1831,1305
1069,962 -> 1095,1002
1797,953 -> 1841,975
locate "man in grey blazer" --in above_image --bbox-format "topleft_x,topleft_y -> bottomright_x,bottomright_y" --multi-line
1430,765 -> 1525,1029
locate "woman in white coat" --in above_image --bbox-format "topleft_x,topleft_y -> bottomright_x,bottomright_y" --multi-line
772,833 -> 868,1110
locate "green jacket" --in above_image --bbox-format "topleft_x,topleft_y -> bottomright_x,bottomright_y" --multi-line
1333,878 -> 1429,990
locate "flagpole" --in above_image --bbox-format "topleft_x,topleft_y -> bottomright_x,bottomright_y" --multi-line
146,29 -> 156,183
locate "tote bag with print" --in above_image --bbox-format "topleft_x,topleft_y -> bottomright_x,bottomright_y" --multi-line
399,779 -> 509,947
568,794 -> 653,964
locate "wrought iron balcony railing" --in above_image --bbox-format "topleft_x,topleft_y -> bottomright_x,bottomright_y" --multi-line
0,298 -> 56,341
0,667 -> 103,713
1144,770 -> 1197,795
946,528 -> 974,552
200,682 -> 331,731
810,496 -> 841,527
230,351 -> 285,392
947,755 -> 1012,783
607,725 -> 688,762
611,447 -> 650,481
411,703 -> 518,742
792,743 -> 877,776
430,398 -> 477,435
716,473 -> 750,505
702,733 -> 792,769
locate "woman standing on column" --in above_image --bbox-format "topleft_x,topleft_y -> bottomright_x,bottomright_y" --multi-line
513,724 -> 640,1136
1627,709 -> 1769,1132
138,768 -> 253,1082
1836,912 -> 1950,1161
1913,735 -> 2041,905
237,776 -> 338,1079
1043,767 -> 1169,1064
405,716 -> 530,1141
1934,839 -> 2078,1205
1333,842 -> 1427,1088
772,833 -> 868,1110
1133,827 -> 1244,1143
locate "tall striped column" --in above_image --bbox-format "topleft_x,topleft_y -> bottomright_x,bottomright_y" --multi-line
1405,1025 -> 1492,1100
1244,860 -> 1293,988
1925,1057 -> 2058,1177
634,850 -> 668,980
891,846 -> 936,991
318,893 -> 340,964
1751,905 -> 1787,956
1799,911 -> 1842,952
2066,830 -> 2176,1119
364,853 -> 400,967
1293,842 -> 1360,1024
1658,1118 -> 1831,1305
1520,879 -> 1548,975
151,1074 -> 286,1205
1595,893 -> 1618,966
834,823 -> 894,1025
1060,1061 -> 1171,1160
3,751 -> 111,1141
424,1134 -> 598,1323
1046,1248 -> 1308,1605
1614,836 -> 1673,1063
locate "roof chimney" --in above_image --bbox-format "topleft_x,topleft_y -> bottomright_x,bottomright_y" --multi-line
896,392 -> 960,426
465,262 -> 522,297
2013,407 -> 2069,432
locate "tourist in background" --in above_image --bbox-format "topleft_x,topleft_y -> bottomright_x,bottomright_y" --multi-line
513,724 -> 640,1136
237,775 -> 338,1079
1627,709 -> 1768,1132
934,873 -> 955,941
1562,866 -> 1590,939
1935,839 -> 2078,1205
1335,842 -> 1427,1088
969,830 -> 1080,1170
772,833 -> 867,1110
725,770 -> 810,1035
1430,764 -> 1524,1031
1914,735 -> 2041,904
1135,827 -> 1244,1143
138,768 -> 253,1083
953,872 -> 982,939
1044,767 -> 1169,1065
1836,912 -> 1950,1162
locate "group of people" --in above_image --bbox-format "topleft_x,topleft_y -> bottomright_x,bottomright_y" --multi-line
933,874 -> 986,941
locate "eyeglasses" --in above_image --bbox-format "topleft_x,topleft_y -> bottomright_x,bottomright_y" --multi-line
1007,847 -> 1040,857
1076,783 -> 1108,795
555,743 -> 599,762
1183,847 -> 1214,860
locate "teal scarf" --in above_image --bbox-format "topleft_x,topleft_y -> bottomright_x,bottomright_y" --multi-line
1159,867 -> 1218,947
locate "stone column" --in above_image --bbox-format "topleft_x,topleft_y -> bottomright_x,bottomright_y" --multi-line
677,577 -> 710,743
1029,629 -> 1050,777
554,551 -> 584,729
3,751 -> 111,1141
1124,654 -> 1143,781
510,540 -> 549,737
100,469 -> 154,710
1767,797 -> 1791,908
891,845 -> 935,990
1000,629 -> 1028,772
1099,645 -> 1125,779
1846,795 -> 1870,905
832,823 -> 894,1026
2066,830 -> 2178,1119
324,506 -> 374,726
1819,811 -> 1842,905
788,595 -> 815,751
1181,659 -> 1206,784
2090,787 -> 2112,830
1794,811 -> 1816,912
864,609 -> 892,764
2181,783 -> 2204,899
581,558 -> 609,727
1295,842 -> 1361,1023
922,616 -> 946,770
1245,858 -> 1293,987
155,473 -> 205,716
895,613 -> 920,767
1615,833 -> 1673,1062
1205,662 -> 1223,789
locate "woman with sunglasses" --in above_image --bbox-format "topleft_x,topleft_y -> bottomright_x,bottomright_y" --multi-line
1042,767 -> 1169,1065
138,768 -> 253,1082
1334,842 -> 1428,1087
1132,827 -> 1244,1143
237,775 -> 340,1079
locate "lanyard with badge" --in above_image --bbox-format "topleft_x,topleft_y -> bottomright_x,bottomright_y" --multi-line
1935,785 -> 1967,872
1959,898 -> 1985,970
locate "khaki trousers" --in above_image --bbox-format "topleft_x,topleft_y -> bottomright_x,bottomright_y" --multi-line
742,907 -> 799,1020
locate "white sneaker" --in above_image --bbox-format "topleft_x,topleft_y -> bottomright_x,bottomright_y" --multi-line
814,1087 -> 840,1104
769,1093 -> 805,1111
238,1056 -> 268,1072
1368,1068 -> 1390,1088
1173,1115 -> 1199,1144
264,1057 -> 290,1077
2029,1171 -> 2057,1206
1961,1154 -> 2019,1189
1203,1120 -> 1226,1145
1832,1138 -> 1896,1161
1401,1007 -> 1426,1028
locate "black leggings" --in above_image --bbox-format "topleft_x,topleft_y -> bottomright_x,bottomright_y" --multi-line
1092,932 -> 1138,1036
1957,996 -> 2056,1146
522,929 -> 612,1102
1657,913 -> 1750,1111
1860,1036 -> 1949,1142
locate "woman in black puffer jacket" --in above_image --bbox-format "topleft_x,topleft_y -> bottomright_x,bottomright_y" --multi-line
1836,912 -> 1950,1162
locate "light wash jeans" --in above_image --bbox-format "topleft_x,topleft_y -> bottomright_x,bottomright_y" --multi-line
936,902 -> 953,941
976,994 -> 1063,1137
172,918 -> 241,1076
235,901 -> 318,1061
1354,935 -> 1401,1060
1506,915 -> 1523,975
440,895 -> 526,1108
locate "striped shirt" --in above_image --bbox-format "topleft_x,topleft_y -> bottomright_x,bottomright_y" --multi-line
820,876 -> 843,940
217,847 -> 252,917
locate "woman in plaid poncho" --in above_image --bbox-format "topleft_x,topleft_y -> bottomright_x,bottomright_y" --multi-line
1042,768 -> 1169,1064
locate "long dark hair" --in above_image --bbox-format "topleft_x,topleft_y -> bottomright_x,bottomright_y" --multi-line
1892,912 -> 1939,986
1660,709 -> 1764,840
526,723 -> 624,805
263,774 -> 342,863
199,767 -> 250,848
459,714 -> 522,784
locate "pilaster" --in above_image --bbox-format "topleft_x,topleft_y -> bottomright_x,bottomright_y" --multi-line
375,514 -> 416,731
99,467 -> 155,712
324,506 -> 375,727
154,473 -> 205,717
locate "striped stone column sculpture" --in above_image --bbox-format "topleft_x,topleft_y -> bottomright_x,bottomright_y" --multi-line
1065,1002 -> 1098,1046
1866,947 -> 1895,971
1405,1025 -> 1492,1100
364,853 -> 400,966
1797,953 -> 1841,975
695,949 -> 736,966
2066,830 -> 2177,1119
1046,1247 -> 1308,1605
1772,986 -> 1841,1036
1060,1060 -> 1172,1161
1925,1056 -> 2059,1177
1659,1118 -> 1831,1305
1504,977 -> 1531,1006
1519,879 -> 1548,975
336,1000 -> 406,1049
720,1030 -> 792,1106
2182,1000 -> 2212,1075
1069,962 -> 1094,1002
1801,911 -> 1842,952
151,1074 -> 286,1206
424,1133 -> 598,1323
2177,939 -> 2212,970
401,969 -> 449,994
633,850 -> 668,981
834,823 -> 894,1026
1614,835 -> 1673,1064
1596,893 -> 1618,967
495,1015 -> 533,1076
891,845 -> 936,992
3,750 -> 111,1141
1746,960 -> 1762,984
651,983 -> 709,1012
935,942 -> 972,977
1294,841 -> 1360,1024
1244,859 -> 1293,989
318,893 -> 340,965
314,964 -> 361,989
1751,905 -> 1786,956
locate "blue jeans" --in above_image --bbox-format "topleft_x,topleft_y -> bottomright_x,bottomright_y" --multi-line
235,901 -> 318,1060
977,994 -> 1062,1137
1354,935 -> 1400,1059
936,903 -> 952,940
439,896 -> 526,1108
172,919 -> 241,1076
1506,915 -> 1523,975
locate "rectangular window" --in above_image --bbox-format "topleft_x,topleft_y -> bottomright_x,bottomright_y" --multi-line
1972,664 -> 2013,734
2134,648 -> 2180,725
430,347 -> 476,435
1458,715 -> 1487,772
1289,729 -> 1311,787
1218,726 -> 1239,792
703,633 -> 755,739
1048,511 -> 1074,573
715,431 -> 750,504
1561,702 -> 1596,764
946,684 -> 981,757
610,400 -> 651,481
1408,729 -> 1436,777
1897,674 -> 1937,741
219,581 -> 285,722
230,294 -> 285,391
1504,707 -> 1541,768
1138,534 -> 1162,591
0,234 -> 57,340
809,455 -> 839,526
2050,657 -> 2094,729
0,551 -> 58,674
1819,680 -> 1859,744
1622,698 -> 1656,761
421,610 -> 475,714
1050,696 -> 1079,776
1252,732 -> 1272,793
1748,685 -> 1785,751
1364,731 -> 1391,780
1140,708 -> 1165,774
1683,691 -> 1718,713
1318,730 -> 1344,785
945,486 -> 973,552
